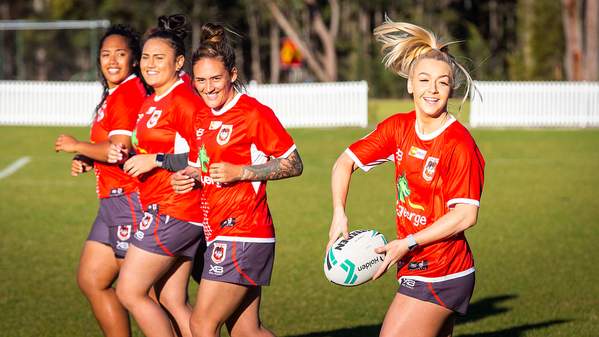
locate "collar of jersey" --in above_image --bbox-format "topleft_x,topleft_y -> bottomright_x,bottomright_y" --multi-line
154,79 -> 184,102
415,113 -> 456,141
108,74 -> 137,95
211,91 -> 242,116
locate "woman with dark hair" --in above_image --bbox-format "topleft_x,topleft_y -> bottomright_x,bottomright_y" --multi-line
327,20 -> 485,337
54,24 -> 146,337
113,15 -> 205,337
170,23 -> 303,337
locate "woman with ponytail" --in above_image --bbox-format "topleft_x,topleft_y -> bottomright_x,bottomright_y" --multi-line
113,15 -> 205,337
327,20 -> 485,337
54,24 -> 146,337
169,23 -> 303,337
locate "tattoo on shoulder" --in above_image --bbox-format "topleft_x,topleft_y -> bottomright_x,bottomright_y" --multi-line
240,149 -> 303,181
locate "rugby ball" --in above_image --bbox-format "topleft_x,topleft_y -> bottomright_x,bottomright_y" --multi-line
324,229 -> 387,286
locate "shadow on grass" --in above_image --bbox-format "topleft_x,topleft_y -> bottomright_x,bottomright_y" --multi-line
456,294 -> 517,325
285,294 -> 545,337
456,319 -> 571,337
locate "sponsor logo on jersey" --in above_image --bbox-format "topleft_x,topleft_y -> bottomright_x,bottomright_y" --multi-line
408,260 -> 429,271
220,217 -> 236,228
97,102 -> 106,121
397,173 -> 427,226
117,225 -> 131,241
395,149 -> 404,164
216,124 -> 233,145
116,241 -> 129,251
209,121 -> 222,130
422,157 -> 439,182
408,146 -> 427,160
196,128 -> 205,139
139,212 -> 153,231
146,107 -> 162,128
209,265 -> 224,276
211,243 -> 227,264
401,278 -> 416,289
200,175 -> 222,187
199,144 -> 210,173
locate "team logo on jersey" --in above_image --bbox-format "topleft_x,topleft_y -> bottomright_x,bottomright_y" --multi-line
196,128 -> 205,139
199,144 -> 210,173
209,121 -> 223,130
216,125 -> 233,145
139,212 -> 153,231
408,146 -> 427,160
211,243 -> 227,264
146,107 -> 162,128
422,157 -> 439,182
117,225 -> 132,241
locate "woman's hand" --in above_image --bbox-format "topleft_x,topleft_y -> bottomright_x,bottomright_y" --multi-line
107,143 -> 128,164
55,134 -> 79,153
372,239 -> 409,280
170,166 -> 200,194
327,207 -> 350,251
123,154 -> 157,177
71,157 -> 93,176
209,162 -> 243,183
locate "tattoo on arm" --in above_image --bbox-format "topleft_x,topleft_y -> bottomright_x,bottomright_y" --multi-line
240,149 -> 303,181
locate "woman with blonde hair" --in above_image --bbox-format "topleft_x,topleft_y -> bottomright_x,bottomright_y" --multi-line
327,20 -> 485,337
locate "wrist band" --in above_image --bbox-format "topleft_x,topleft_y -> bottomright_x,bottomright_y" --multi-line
406,234 -> 419,251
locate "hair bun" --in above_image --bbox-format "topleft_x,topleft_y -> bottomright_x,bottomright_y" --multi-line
200,23 -> 225,45
158,14 -> 188,40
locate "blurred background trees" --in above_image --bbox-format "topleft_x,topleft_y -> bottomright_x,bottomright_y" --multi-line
0,0 -> 597,97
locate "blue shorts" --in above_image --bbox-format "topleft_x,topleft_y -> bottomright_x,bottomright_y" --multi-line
201,240 -> 275,286
397,270 -> 475,315
87,191 -> 143,258
131,204 -> 205,259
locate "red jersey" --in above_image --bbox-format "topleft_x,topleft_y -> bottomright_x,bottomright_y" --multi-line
347,111 -> 485,281
90,75 -> 145,198
196,93 -> 296,243
132,79 -> 203,222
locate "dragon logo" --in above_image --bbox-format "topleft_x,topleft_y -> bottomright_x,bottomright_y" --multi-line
397,173 -> 424,211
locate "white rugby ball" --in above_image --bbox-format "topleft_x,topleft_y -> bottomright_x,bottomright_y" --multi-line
324,229 -> 387,286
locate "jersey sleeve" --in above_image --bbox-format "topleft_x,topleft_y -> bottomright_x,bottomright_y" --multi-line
346,118 -> 396,172
107,87 -> 141,137
443,140 -> 485,208
249,106 -> 295,158
174,97 -> 201,167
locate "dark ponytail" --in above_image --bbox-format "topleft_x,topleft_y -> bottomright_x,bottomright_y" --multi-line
192,23 -> 244,92
94,24 -> 145,116
144,14 -> 188,60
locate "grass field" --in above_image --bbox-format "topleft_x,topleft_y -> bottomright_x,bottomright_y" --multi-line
0,100 -> 598,337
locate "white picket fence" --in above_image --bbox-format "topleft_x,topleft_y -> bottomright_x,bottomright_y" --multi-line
0,80 -> 368,128
470,81 -> 599,128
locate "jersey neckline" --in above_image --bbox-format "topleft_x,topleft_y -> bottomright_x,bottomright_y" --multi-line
211,91 -> 243,116
107,74 -> 137,95
414,113 -> 456,141
154,79 -> 184,102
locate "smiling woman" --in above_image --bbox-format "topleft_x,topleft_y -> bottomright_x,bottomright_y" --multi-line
328,20 -> 485,337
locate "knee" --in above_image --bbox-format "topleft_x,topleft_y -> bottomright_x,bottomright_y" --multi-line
76,269 -> 105,296
190,314 -> 220,337
157,292 -> 185,313
115,280 -> 137,310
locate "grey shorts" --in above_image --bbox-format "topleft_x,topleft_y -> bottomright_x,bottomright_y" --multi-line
87,191 -> 143,258
398,271 -> 475,315
131,205 -> 205,258
201,240 -> 275,286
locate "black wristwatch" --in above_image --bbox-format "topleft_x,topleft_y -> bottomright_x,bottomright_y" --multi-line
155,153 -> 165,168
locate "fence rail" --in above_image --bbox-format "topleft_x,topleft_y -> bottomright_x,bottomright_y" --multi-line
470,81 -> 599,128
0,80 -> 368,128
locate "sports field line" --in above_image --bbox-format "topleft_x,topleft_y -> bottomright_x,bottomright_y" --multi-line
0,156 -> 31,180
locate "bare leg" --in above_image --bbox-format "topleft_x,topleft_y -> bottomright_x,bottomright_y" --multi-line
190,280 -> 252,337
226,286 -> 275,337
77,241 -> 130,337
116,245 -> 177,337
155,259 -> 194,337
379,293 -> 454,337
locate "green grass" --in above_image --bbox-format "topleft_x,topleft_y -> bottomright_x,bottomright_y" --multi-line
0,114 -> 598,336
